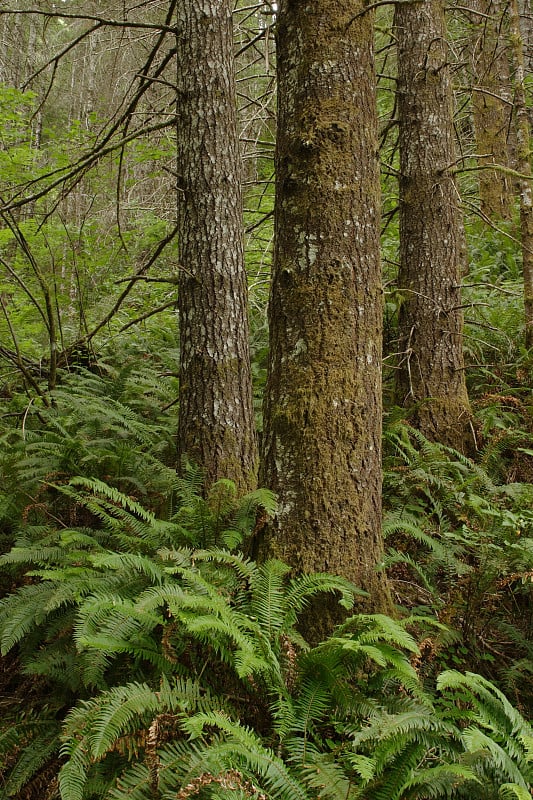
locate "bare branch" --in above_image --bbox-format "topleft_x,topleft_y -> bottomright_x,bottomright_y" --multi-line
119,299 -> 177,332
0,9 -> 176,33
86,224 -> 179,342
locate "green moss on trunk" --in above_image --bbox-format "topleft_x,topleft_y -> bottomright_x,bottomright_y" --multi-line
258,0 -> 393,630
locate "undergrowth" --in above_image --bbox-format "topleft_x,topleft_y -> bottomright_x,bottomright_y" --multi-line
383,415 -> 533,707
0,369 -> 532,800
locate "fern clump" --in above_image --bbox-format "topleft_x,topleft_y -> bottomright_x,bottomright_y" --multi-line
0,366 -> 179,541
0,471 -> 531,800
383,419 -> 533,697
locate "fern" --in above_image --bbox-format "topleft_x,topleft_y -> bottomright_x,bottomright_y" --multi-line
499,784 -> 533,800
1,725 -> 61,797
2,454 -> 532,800
179,712 -> 310,800
397,763 -> 481,799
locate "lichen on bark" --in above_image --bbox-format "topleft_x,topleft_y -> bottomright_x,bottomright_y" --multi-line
393,0 -> 473,453
176,0 -> 258,494
258,0 -> 393,633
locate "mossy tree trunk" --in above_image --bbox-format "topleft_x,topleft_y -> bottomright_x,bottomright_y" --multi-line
258,0 -> 393,632
394,0 -> 473,452
176,0 -> 258,493
470,0 -> 514,220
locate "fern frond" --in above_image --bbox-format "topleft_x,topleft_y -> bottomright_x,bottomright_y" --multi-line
285,572 -> 359,618
370,741 -> 428,800
350,707 -> 459,751
437,671 -> 533,741
338,614 -> 421,653
461,727 -> 530,787
0,582 -> 75,654
60,676 -> 199,800
190,547 -> 256,581
249,560 -> 291,639
398,763 -> 481,799
87,552 -> 167,584
180,712 -> 310,800
499,783 -> 533,800
1,724 -> 61,798
286,739 -> 352,800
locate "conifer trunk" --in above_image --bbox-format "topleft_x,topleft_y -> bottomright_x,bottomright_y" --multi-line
509,0 -> 533,349
470,0 -> 514,220
394,0 -> 473,451
176,0 -> 257,493
258,0 -> 393,631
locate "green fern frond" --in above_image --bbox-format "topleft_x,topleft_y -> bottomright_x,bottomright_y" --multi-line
398,763 -> 481,799
249,560 -> 291,638
499,783 -> 533,800
106,761 -> 153,800
285,572 -> 359,618
0,582 -> 75,654
383,514 -> 452,560
180,712 -> 310,800
87,552 -> 167,584
1,724 -> 61,798
74,604 -> 167,686
339,614 -> 420,654
286,740 -> 352,800
383,549 -> 438,596
190,547 -> 256,581
295,647 -> 352,715
437,671 -> 533,742
61,476 -> 155,520
60,677 -> 186,798
291,678 -> 334,737
350,707 -> 459,750
370,741 -> 428,800
461,727 -> 530,788
58,732 -> 94,800
21,648 -> 82,691
221,487 -> 277,548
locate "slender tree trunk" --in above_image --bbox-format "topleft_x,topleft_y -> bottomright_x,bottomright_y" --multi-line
509,0 -> 533,349
176,0 -> 258,493
470,0 -> 514,220
394,0 -> 473,451
518,0 -> 533,76
258,0 -> 393,634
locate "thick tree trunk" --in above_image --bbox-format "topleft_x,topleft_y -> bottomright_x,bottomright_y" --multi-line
176,0 -> 258,493
258,0 -> 393,634
470,0 -> 514,220
394,0 -> 473,452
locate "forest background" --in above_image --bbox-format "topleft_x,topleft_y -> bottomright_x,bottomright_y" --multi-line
1,1 -> 533,799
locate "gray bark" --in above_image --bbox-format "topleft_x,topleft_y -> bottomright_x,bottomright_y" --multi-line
394,0 -> 473,451
176,0 -> 258,493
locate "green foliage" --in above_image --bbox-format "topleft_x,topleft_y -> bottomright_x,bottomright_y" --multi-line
0,63 -> 531,796
0,365 -> 178,539
383,417 -> 533,708
0,467 -> 531,799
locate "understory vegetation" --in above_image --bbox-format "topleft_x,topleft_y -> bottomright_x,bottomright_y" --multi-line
0,296 -> 532,799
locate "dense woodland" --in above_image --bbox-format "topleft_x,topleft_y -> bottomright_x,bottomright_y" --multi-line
0,1 -> 533,798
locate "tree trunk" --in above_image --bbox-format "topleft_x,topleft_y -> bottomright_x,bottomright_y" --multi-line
509,0 -> 533,349
394,0 -> 473,452
258,0 -> 393,635
470,0 -> 514,220
176,0 -> 258,493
